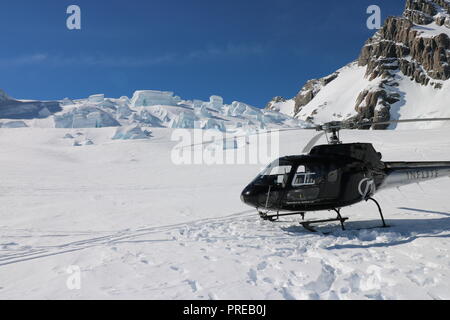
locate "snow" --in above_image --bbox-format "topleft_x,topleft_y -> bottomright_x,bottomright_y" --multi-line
61,98 -> 74,106
227,101 -> 260,118
170,111 -> 197,129
413,22 -> 450,38
194,105 -> 212,118
269,99 -> 296,117
206,95 -> 224,111
88,94 -> 105,103
54,106 -> 120,128
1,127 -> 450,299
0,89 -> 307,136
131,109 -> 163,127
296,63 -> 373,123
131,90 -> 180,107
0,121 -> 27,128
112,125 -> 151,140
388,71 -> 450,129
283,58 -> 450,130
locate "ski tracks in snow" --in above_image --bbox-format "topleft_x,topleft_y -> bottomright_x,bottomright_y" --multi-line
1,210 -> 450,299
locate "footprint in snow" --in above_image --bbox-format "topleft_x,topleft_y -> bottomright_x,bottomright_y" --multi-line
247,268 -> 257,284
257,261 -> 268,271
184,279 -> 201,293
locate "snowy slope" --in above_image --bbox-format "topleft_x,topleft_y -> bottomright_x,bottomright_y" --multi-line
294,63 -> 373,124
271,60 -> 450,130
1,127 -> 450,299
390,71 -> 450,129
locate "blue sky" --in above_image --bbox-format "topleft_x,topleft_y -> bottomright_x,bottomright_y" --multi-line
0,0 -> 406,107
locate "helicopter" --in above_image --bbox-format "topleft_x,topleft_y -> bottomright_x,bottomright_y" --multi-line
240,118 -> 450,232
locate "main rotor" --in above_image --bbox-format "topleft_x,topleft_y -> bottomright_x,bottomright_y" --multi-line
316,121 -> 345,145
301,117 -> 450,154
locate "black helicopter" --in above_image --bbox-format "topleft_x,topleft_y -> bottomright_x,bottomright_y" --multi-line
240,118 -> 450,232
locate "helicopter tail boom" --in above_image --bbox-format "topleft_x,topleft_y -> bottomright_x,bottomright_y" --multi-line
379,162 -> 450,190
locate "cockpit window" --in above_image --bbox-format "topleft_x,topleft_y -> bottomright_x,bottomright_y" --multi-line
253,162 -> 293,186
292,173 -> 316,186
263,165 -> 292,176
292,165 -> 317,187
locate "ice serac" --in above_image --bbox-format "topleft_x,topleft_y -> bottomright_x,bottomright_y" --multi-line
170,111 -> 196,129
227,101 -> 262,120
268,0 -> 450,129
88,94 -> 105,103
54,106 -> 120,128
131,90 -> 181,107
131,109 -> 163,127
1,89 -> 307,131
206,95 -> 224,111
112,125 -> 151,140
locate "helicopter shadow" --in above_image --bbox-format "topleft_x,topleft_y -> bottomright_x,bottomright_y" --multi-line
397,207 -> 450,217
281,208 -> 450,250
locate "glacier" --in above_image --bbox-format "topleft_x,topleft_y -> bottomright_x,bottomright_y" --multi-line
0,89 -> 307,135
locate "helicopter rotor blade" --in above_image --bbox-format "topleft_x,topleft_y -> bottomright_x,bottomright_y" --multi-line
175,125 -> 316,150
355,117 -> 450,128
302,131 -> 326,154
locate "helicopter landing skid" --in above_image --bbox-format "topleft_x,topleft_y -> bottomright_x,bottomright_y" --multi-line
301,199 -> 389,232
259,198 -> 388,232
300,209 -> 348,232
259,211 -> 306,222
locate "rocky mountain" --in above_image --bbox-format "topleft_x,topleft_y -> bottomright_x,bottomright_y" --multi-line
268,0 -> 450,129
0,89 -> 61,122
0,88 -> 12,103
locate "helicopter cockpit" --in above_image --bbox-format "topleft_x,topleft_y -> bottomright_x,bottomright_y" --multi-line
252,159 -> 325,188
253,161 -> 293,187
242,156 -> 342,210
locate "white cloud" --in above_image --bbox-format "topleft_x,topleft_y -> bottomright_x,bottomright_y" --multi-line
0,53 -> 48,67
0,43 -> 265,68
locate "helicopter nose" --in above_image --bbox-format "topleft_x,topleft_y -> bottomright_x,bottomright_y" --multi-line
240,189 -> 250,204
240,185 -> 259,207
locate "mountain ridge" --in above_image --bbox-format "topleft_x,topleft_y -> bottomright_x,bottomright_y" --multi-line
267,0 -> 450,129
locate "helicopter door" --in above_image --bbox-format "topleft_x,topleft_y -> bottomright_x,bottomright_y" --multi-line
320,164 -> 341,199
254,163 -> 293,209
288,165 -> 321,201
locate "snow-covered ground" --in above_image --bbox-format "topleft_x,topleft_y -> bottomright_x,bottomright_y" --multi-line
1,127 -> 450,300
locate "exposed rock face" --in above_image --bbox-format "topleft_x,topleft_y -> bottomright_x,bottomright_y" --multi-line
352,0 -> 450,127
0,89 -> 12,103
274,0 -> 450,129
359,8 -> 450,85
0,88 -> 62,120
265,96 -> 286,110
294,73 -> 338,116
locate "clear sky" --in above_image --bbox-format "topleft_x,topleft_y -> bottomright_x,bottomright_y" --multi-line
0,0 -> 406,107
